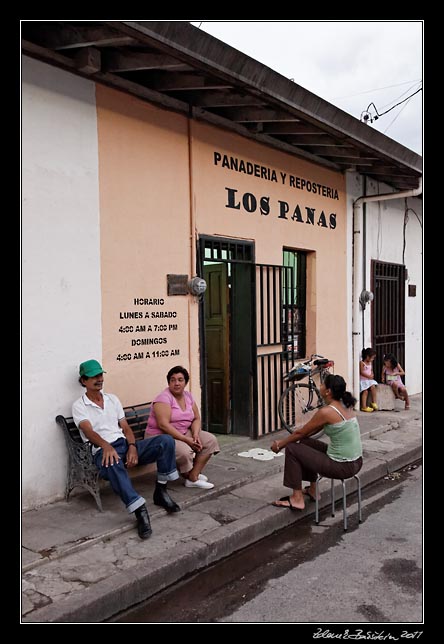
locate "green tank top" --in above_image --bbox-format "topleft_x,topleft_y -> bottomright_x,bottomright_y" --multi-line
324,411 -> 362,462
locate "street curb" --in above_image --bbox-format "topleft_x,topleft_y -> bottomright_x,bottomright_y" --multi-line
23,440 -> 421,623
22,459 -> 285,574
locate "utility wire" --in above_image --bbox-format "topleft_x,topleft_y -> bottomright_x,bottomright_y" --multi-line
371,86 -> 422,118
406,207 -> 423,229
361,86 -> 422,123
379,81 -> 422,111
383,96 -> 412,134
334,79 -> 422,100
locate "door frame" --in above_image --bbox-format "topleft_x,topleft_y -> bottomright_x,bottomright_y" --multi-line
198,236 -> 255,435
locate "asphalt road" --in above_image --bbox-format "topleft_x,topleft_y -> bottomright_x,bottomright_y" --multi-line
111,463 -> 423,626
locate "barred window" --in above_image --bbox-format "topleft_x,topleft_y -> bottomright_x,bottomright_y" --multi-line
282,249 -> 307,359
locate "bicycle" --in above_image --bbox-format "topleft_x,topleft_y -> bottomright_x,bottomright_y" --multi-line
278,354 -> 335,436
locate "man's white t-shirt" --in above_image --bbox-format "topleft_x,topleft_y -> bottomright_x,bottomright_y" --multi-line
72,392 -> 126,454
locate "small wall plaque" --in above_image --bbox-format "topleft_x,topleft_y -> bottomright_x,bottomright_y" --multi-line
408,285 -> 416,297
167,274 -> 189,296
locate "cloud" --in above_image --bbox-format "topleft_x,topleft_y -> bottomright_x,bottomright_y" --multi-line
192,21 -> 422,154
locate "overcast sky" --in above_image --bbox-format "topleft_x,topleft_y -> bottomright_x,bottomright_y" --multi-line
189,21 -> 423,156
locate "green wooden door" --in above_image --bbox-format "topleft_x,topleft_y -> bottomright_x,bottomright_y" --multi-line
204,263 -> 229,433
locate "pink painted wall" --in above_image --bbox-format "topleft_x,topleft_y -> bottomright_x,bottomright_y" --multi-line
96,85 -> 193,405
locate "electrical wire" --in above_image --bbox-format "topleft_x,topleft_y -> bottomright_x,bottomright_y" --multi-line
405,207 -> 423,229
402,201 -> 423,266
374,87 -> 421,117
402,200 -> 408,266
383,96 -> 412,134
334,79 -> 422,100
361,86 -> 422,123
378,81 -> 421,111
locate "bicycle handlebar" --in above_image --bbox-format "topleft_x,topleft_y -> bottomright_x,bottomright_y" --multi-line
283,355 -> 334,381
298,354 -> 325,366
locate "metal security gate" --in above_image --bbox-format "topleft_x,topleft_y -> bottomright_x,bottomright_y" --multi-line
255,264 -> 295,438
371,260 -> 406,381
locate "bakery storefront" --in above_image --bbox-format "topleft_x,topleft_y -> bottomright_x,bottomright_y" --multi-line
95,85 -> 348,439
22,20 -> 421,509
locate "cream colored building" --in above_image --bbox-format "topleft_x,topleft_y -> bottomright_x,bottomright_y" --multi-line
22,22 -> 422,509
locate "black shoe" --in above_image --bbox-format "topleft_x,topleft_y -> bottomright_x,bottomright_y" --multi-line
134,504 -> 152,539
153,483 -> 181,513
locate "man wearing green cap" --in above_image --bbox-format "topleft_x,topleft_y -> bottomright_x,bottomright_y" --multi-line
72,359 -> 180,539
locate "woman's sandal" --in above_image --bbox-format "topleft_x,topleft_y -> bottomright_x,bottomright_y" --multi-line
302,486 -> 318,502
272,495 -> 302,511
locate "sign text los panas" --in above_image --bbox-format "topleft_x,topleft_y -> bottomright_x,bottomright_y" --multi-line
225,187 -> 337,230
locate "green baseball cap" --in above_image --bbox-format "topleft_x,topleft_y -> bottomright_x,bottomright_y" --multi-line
79,359 -> 106,378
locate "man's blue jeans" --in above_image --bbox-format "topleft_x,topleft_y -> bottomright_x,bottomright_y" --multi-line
93,435 -> 179,513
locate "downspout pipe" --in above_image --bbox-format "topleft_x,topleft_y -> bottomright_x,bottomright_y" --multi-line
352,177 -> 422,404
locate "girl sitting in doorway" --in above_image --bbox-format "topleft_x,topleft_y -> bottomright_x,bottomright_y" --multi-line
382,353 -> 410,410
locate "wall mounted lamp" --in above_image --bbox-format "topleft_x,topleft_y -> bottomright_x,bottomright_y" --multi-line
359,289 -> 374,310
188,276 -> 207,296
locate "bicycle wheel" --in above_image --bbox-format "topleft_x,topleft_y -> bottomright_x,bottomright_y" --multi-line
278,383 -> 325,438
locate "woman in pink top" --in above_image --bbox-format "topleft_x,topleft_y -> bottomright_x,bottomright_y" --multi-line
382,353 -> 410,410
146,366 -> 220,489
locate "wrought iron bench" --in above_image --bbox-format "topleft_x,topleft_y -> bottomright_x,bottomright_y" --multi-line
55,402 -> 151,512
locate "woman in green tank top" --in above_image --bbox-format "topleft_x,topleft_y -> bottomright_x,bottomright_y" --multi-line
271,374 -> 363,511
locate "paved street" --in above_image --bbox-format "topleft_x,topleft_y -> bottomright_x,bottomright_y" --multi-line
114,463 -> 422,624
221,464 -> 422,623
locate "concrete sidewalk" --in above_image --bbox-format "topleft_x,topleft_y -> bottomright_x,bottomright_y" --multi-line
22,395 -> 422,623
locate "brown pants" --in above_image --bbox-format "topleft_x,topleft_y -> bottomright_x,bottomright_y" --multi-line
283,437 -> 363,490
175,429 -> 220,474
